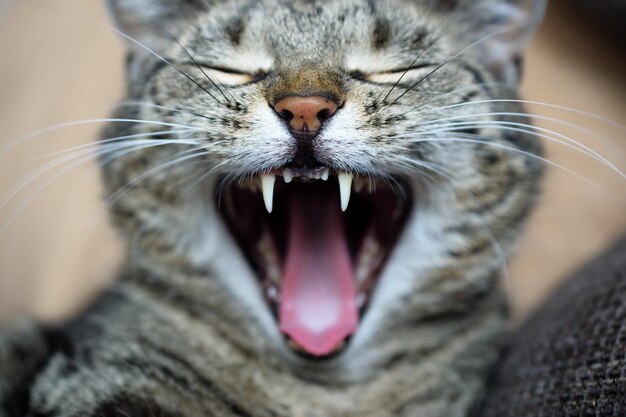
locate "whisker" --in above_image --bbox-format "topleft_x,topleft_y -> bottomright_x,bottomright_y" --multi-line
1,118 -> 201,157
109,26 -> 226,106
32,1 -> 230,107
181,159 -> 233,197
388,22 -> 536,105
396,83 -> 517,118
392,156 -> 511,283
7,130 -> 197,165
418,121 -> 625,179
84,148 -> 210,227
409,98 -> 626,131
402,97 -> 626,132
390,155 -> 454,179
419,111 -> 621,153
118,101 -> 215,121
215,171 -> 242,209
376,35 -> 441,105
0,140 -> 204,233
2,143 -> 143,213
164,29 -> 239,106
398,134 -> 600,187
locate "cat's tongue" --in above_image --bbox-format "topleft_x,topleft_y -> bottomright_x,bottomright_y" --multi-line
279,187 -> 358,356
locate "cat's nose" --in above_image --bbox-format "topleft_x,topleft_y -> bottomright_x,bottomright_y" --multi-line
274,96 -> 338,134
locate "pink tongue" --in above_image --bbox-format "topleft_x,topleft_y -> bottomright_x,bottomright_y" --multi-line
279,189 -> 358,356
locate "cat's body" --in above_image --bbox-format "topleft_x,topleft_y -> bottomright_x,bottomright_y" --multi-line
1,0 -> 546,415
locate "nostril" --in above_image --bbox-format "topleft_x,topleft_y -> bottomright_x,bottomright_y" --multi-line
273,95 -> 339,134
317,108 -> 333,121
279,109 -> 294,122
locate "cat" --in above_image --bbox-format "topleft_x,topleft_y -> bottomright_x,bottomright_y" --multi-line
0,0 -> 547,416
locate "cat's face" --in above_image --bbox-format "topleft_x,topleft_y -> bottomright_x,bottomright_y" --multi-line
104,0 -> 545,377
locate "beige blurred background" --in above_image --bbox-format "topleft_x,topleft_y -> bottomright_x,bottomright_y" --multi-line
0,0 -> 624,322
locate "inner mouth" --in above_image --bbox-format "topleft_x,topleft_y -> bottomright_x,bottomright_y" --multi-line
218,167 -> 411,358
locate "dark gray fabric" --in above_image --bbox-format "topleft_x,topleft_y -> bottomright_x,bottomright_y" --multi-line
473,236 -> 626,417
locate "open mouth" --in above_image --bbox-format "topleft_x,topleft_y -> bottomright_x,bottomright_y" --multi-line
218,167 -> 411,357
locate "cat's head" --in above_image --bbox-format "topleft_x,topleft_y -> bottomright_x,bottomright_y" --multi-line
103,0 -> 545,378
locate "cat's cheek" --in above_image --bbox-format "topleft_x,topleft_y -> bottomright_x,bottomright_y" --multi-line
314,105 -> 378,170
240,103 -> 295,166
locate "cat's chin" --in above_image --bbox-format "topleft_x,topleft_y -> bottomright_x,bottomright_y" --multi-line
217,167 -> 411,358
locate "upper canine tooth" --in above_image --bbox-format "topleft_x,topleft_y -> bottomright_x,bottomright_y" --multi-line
321,168 -> 330,181
260,174 -> 276,213
338,172 -> 353,212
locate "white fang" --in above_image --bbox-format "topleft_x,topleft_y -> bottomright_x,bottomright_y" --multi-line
261,174 -> 276,213
338,172 -> 353,212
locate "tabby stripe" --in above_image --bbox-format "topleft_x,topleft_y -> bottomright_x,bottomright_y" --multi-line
138,337 -> 257,417
88,394 -> 182,417
466,173 -> 516,213
447,237 -> 493,258
459,61 -> 489,93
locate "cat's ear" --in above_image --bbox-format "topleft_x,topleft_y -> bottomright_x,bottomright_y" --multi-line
105,0 -> 207,48
436,0 -> 547,84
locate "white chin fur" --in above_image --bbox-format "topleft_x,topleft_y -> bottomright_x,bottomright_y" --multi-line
346,181 -> 444,356
185,181 -> 285,350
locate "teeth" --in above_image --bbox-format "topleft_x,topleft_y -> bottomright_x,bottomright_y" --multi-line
283,168 -> 294,183
266,285 -> 280,302
338,172 -> 353,212
321,168 -> 330,181
260,174 -> 276,213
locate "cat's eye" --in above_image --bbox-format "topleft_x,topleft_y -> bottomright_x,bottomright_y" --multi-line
351,64 -> 434,85
200,66 -> 268,86
348,70 -> 367,81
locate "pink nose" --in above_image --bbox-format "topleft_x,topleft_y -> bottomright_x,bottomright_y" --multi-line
274,96 -> 338,133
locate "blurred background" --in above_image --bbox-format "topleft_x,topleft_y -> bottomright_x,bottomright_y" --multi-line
0,0 -> 624,322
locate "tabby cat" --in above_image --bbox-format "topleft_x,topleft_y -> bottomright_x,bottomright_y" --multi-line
0,0 -> 546,415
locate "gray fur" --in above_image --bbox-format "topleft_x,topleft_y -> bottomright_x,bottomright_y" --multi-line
0,0 -> 545,416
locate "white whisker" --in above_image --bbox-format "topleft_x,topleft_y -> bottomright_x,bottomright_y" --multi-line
9,130 -> 197,164
78,149 -> 211,233
181,159 -> 233,196
108,25 -> 226,106
0,141 -> 206,233
420,111 -> 622,154
412,99 -> 626,131
1,119 -> 201,157
398,135 -> 600,188
392,156 -> 511,283
417,122 -> 625,179
389,16 -> 544,105
118,101 -> 216,121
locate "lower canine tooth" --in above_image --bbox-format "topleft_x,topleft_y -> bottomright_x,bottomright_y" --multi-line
260,174 -> 276,213
338,172 -> 353,212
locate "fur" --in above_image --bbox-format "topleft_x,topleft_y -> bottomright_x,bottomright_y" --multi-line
1,0 -> 546,415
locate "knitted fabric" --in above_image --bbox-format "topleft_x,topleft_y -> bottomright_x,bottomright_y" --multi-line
474,236 -> 626,417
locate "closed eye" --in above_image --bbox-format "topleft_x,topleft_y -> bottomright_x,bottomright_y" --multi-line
351,64 -> 435,85
199,66 -> 268,86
